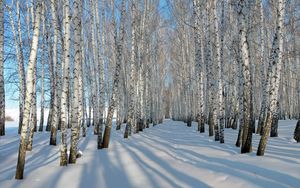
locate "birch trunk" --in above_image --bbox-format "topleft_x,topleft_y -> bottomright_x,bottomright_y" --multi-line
257,0 -> 286,156
60,0 -> 71,166
69,0 -> 82,164
26,61 -> 37,151
17,2 -> 26,134
239,0 -> 253,154
205,2 -> 214,137
46,28 -> 53,132
49,0 -> 59,145
193,0 -> 205,133
256,0 -> 266,135
98,0 -> 106,146
39,3 -> 46,132
94,0 -> 105,148
81,30 -> 87,138
15,1 -> 42,179
235,51 -> 244,147
90,0 -> 100,136
213,0 -> 224,143
211,0 -> 219,141
102,0 -> 126,148
124,0 -> 137,138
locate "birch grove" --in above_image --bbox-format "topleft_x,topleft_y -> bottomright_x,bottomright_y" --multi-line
0,0 -> 298,180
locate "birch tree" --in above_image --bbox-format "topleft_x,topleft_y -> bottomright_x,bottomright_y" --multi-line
238,0 -> 253,154
256,0 -> 266,135
257,0 -> 286,156
193,0 -> 205,133
213,0 -> 224,143
49,0 -> 60,146
15,1 -> 42,179
124,0 -> 137,138
38,2 -> 46,132
69,0 -> 82,164
102,0 -> 126,148
90,0 -> 100,136
60,0 -> 71,166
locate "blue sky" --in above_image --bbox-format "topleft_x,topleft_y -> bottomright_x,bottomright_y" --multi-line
3,0 -> 172,110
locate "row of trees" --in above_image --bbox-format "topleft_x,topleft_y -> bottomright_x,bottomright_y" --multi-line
168,0 -> 298,154
1,0 -> 169,179
0,0 -> 299,180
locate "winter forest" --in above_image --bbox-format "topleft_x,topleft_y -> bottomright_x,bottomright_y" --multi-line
0,0 -> 300,187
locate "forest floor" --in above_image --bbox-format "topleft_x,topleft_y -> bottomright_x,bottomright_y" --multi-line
0,120 -> 299,188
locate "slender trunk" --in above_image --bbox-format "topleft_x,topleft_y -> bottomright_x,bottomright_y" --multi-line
49,0 -> 60,146
125,0 -> 137,139
213,0 -> 224,143
90,0 -> 100,135
15,2 -> 42,179
46,28 -> 53,132
257,0 -> 286,156
26,61 -> 37,151
236,49 -> 244,147
60,0 -> 71,166
239,0 -> 253,154
81,30 -> 87,138
205,2 -> 214,137
257,0 -> 266,135
17,2 -> 26,135
39,3 -> 46,132
102,0 -> 126,148
94,0 -> 105,148
69,0 -> 82,163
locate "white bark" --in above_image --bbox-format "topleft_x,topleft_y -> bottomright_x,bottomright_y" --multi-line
15,1 -> 42,179
239,0 -> 252,154
60,0 -> 71,166
69,0 -> 82,164
257,0 -> 286,156
102,0 -> 126,148
257,0 -> 266,134
90,0 -> 100,135
39,2 -> 46,132
49,0 -> 60,146
125,0 -> 137,138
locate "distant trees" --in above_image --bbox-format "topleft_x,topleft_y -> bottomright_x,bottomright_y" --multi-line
168,0 -> 298,155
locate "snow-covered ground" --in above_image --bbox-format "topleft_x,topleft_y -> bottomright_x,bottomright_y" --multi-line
0,120 -> 299,188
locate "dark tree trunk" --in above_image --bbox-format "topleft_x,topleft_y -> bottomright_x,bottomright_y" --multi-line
187,116 -> 192,127
208,112 -> 214,136
270,115 -> 279,137
293,120 -> 300,143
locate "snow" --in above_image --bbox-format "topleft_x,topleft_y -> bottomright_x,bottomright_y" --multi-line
0,120 -> 299,188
